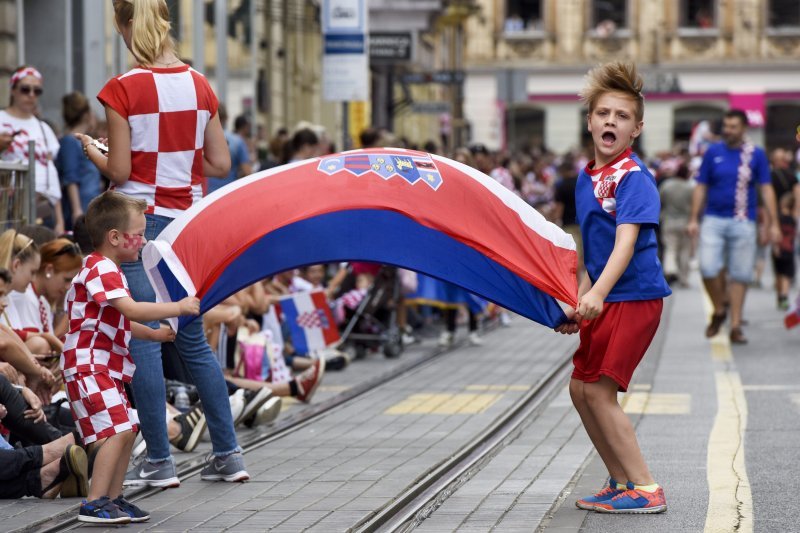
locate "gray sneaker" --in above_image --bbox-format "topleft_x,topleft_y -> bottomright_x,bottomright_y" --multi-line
123,456 -> 180,488
200,452 -> 249,482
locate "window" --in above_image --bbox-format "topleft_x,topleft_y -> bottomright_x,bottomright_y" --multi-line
591,0 -> 628,35
505,0 -> 544,34
768,0 -> 800,29
680,0 -> 716,29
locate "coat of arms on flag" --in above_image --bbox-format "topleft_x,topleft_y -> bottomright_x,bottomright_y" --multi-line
279,291 -> 340,354
317,152 -> 443,190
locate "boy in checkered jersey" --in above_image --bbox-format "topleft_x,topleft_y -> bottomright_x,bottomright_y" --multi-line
554,62 -> 671,514
61,191 -> 199,525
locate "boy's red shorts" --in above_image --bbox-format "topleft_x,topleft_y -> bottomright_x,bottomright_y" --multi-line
65,372 -> 139,445
571,299 -> 663,392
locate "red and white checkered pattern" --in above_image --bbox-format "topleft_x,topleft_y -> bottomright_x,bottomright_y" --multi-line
65,372 -> 138,445
97,65 -> 219,218
589,153 -> 640,216
296,309 -> 329,329
61,253 -> 135,382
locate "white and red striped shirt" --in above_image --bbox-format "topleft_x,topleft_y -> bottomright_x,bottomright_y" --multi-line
60,253 -> 135,382
97,65 -> 219,218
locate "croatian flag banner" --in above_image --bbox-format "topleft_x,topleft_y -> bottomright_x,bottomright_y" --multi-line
142,148 -> 578,330
280,291 -> 340,354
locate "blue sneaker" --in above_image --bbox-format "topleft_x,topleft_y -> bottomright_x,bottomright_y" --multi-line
594,484 -> 667,514
113,495 -> 151,522
78,496 -> 131,524
575,478 -> 625,510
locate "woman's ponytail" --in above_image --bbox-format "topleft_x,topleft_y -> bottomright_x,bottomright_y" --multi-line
113,0 -> 175,66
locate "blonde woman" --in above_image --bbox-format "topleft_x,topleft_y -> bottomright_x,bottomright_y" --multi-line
0,230 -> 55,401
76,0 -> 244,492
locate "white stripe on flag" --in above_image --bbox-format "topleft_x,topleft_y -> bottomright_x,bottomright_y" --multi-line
294,292 -> 325,353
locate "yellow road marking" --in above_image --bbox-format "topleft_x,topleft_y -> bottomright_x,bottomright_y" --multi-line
622,393 -> 691,415
702,289 -> 753,533
630,383 -> 652,391
317,385 -> 350,393
742,384 -> 800,391
709,337 -> 731,362
385,393 -> 502,415
465,384 -> 530,392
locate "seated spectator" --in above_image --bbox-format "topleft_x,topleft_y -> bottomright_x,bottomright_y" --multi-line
6,238 -> 83,350
0,261 -> 55,400
0,431 -> 88,499
0,374 -> 65,447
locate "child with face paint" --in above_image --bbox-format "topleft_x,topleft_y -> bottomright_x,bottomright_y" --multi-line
60,190 -> 200,525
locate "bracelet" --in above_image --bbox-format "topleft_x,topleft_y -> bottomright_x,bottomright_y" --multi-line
82,139 -> 95,158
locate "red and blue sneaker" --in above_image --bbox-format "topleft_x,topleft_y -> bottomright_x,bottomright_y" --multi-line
594,483 -> 667,514
575,478 -> 625,510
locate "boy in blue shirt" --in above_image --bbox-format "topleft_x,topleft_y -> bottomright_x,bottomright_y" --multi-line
555,61 -> 671,513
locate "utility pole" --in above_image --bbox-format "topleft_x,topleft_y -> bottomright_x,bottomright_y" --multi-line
439,1 -> 477,152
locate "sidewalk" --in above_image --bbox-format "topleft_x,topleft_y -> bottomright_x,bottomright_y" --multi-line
421,272 -> 798,532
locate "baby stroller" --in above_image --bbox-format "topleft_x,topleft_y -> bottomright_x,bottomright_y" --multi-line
337,264 -> 404,359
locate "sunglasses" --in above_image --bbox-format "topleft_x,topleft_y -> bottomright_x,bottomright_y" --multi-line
53,242 -> 82,257
17,85 -> 43,97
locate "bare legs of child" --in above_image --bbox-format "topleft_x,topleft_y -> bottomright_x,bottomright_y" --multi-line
570,376 -> 666,513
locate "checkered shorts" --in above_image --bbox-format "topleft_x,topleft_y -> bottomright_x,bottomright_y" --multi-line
65,372 -> 139,445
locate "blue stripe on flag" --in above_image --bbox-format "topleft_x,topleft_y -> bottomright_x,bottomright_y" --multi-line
187,209 -> 566,329
278,297 -> 309,355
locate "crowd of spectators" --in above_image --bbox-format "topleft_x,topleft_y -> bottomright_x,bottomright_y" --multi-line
1,63 -> 798,504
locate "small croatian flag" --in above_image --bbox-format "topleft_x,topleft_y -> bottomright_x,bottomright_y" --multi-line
280,291 -> 340,354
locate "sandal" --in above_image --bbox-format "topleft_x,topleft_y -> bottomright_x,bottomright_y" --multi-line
729,327 -> 748,345
705,312 -> 726,338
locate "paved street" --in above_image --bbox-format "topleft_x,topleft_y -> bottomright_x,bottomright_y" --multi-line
7,268 -> 799,532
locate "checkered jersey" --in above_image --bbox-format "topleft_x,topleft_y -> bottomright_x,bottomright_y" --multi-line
587,153 -> 641,216
97,65 -> 219,218
60,253 -> 135,382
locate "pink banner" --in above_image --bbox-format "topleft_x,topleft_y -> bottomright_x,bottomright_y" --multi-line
728,93 -> 765,128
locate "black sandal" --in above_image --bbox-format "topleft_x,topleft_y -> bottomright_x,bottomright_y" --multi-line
705,312 -> 727,338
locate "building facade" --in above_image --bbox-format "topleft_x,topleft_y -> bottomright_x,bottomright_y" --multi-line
463,0 -> 800,155
1,0 -> 450,152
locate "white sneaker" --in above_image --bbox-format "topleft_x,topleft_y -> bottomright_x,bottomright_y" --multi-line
438,331 -> 454,347
131,433 -> 147,461
402,332 -> 418,345
204,389 -> 245,442
246,396 -> 282,427
468,332 -> 483,346
500,312 -> 512,327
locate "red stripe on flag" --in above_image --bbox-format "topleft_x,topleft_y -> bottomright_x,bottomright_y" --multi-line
310,291 -> 340,345
172,149 -> 578,307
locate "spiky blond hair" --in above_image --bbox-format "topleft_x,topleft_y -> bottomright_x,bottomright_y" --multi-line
579,61 -> 644,121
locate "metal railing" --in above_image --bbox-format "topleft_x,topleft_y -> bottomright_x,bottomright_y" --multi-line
0,140 -> 36,229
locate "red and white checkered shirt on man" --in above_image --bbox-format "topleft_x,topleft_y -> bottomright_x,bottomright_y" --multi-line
97,65 -> 219,218
60,253 -> 136,382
